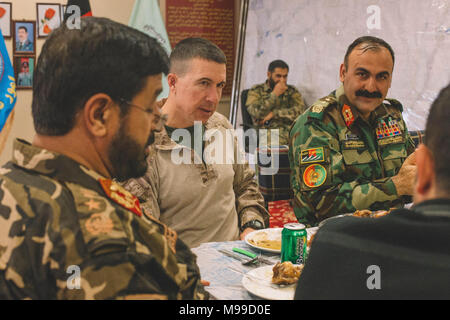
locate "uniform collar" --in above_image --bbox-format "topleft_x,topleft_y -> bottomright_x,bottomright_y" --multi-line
154,112 -> 222,151
412,199 -> 450,218
11,138 -> 105,183
335,85 -> 394,128
262,80 -> 273,92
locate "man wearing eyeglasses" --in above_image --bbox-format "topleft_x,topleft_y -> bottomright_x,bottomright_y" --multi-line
0,17 -> 208,300
124,38 -> 269,248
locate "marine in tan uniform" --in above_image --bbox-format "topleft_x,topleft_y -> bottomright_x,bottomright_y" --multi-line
0,17 -> 207,300
124,38 -> 269,248
289,36 -> 417,226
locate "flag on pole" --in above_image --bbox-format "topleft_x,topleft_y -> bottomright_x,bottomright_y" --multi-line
63,0 -> 92,21
0,28 -> 17,133
129,0 -> 171,99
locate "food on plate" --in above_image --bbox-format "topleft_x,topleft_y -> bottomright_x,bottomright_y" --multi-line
307,232 -> 316,248
353,209 -> 391,218
271,261 -> 303,285
248,231 -> 282,250
352,209 -> 372,217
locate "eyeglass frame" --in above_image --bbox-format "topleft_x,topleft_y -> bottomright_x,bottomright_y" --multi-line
118,98 -> 168,126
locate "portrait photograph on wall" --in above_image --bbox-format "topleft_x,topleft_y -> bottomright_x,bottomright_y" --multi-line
0,2 -> 12,38
36,3 -> 62,37
12,20 -> 36,55
13,56 -> 35,89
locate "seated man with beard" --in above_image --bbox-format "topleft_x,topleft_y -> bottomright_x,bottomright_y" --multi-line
0,17 -> 207,300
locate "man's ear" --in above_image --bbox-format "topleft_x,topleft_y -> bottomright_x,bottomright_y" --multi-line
339,63 -> 346,82
267,71 -> 272,80
83,93 -> 116,138
167,73 -> 177,91
415,144 -> 435,197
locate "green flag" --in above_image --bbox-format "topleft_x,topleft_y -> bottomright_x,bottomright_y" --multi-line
129,0 -> 171,99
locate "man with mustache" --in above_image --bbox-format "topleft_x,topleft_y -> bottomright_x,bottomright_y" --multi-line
289,36 -> 416,226
246,60 -> 306,146
0,18 -> 207,300
124,38 -> 269,248
295,84 -> 450,299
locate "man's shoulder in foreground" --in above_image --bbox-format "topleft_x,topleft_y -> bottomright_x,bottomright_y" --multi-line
296,200 -> 450,299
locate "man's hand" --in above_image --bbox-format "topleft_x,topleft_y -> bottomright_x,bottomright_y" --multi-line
391,152 -> 417,196
240,228 -> 255,240
259,112 -> 274,125
272,81 -> 288,97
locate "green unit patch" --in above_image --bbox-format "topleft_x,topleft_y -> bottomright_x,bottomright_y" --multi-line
301,147 -> 325,164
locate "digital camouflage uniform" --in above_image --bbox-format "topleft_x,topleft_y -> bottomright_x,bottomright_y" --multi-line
289,85 -> 415,227
0,139 -> 208,300
246,82 -> 306,146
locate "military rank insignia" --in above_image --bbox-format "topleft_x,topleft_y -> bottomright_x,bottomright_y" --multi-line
99,178 -> 143,217
301,147 -> 325,164
342,104 -> 355,127
303,164 -> 327,188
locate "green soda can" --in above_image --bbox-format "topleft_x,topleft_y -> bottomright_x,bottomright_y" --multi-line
281,223 -> 307,265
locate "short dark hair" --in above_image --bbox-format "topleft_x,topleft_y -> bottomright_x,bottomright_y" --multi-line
268,60 -> 289,72
32,17 -> 169,136
424,83 -> 450,193
344,36 -> 395,68
18,26 -> 28,33
169,37 -> 226,75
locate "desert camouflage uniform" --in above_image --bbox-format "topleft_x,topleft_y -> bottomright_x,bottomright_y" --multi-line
246,82 -> 306,146
289,85 -> 415,227
123,112 -> 270,248
0,139 -> 208,300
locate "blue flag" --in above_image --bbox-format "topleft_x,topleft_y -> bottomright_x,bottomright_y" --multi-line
0,29 -> 16,132
129,0 -> 171,99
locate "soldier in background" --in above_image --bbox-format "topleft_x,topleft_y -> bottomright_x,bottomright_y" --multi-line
0,17 -> 207,300
289,36 -> 416,226
246,60 -> 306,146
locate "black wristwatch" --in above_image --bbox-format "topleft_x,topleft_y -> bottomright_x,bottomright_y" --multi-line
240,220 -> 264,232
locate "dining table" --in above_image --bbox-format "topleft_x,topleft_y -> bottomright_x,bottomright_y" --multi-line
191,239 -> 283,300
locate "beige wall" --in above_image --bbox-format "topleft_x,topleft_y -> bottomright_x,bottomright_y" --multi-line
1,0 -> 237,165
1,0 -> 135,165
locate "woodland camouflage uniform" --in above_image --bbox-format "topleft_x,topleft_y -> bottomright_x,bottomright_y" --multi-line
246,82 -> 306,146
289,85 -> 415,226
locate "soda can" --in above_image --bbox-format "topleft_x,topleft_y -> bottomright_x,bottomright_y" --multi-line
281,223 -> 307,265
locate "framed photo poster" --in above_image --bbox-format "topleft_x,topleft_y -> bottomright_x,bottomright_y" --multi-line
0,2 -> 12,38
13,20 -> 36,55
14,56 -> 35,89
36,3 -> 61,38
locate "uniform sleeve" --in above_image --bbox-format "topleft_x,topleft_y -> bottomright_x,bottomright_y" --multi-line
122,155 -> 161,220
272,88 -> 307,123
291,119 -> 400,226
231,131 -> 270,228
245,87 -> 278,122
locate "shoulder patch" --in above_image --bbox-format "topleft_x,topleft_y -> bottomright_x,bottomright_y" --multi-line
307,96 -> 337,121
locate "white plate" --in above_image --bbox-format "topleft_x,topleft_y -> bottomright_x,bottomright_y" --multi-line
245,227 -> 319,253
242,265 -> 296,300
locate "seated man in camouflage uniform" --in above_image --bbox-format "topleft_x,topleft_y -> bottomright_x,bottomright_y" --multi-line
246,60 -> 306,146
289,36 -> 416,226
0,17 -> 207,300
295,83 -> 450,299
